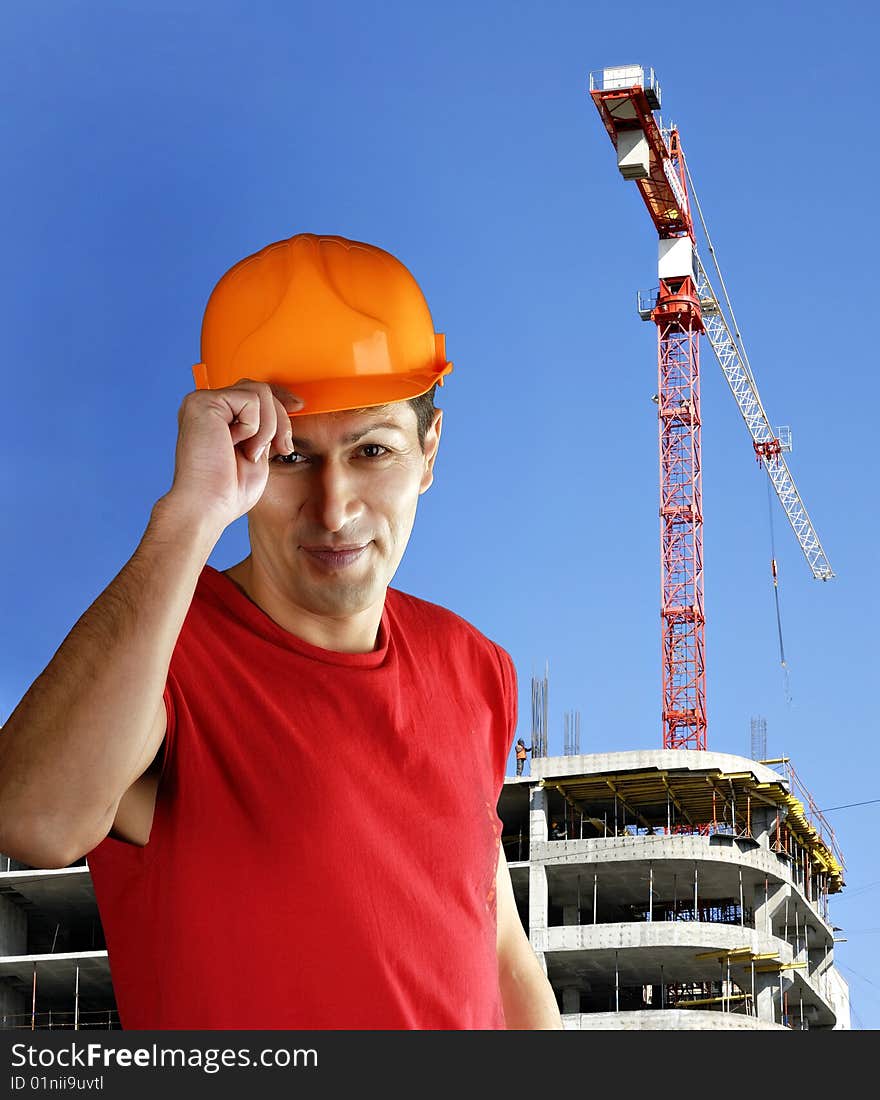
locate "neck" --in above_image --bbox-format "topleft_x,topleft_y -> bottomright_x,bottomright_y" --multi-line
223,557 -> 385,654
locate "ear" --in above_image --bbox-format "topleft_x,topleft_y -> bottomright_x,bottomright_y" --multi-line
419,409 -> 443,495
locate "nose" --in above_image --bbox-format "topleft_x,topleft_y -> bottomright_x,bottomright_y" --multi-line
310,457 -> 365,533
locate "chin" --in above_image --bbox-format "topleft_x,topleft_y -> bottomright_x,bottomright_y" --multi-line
299,577 -> 385,618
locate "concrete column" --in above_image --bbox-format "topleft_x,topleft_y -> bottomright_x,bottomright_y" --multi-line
0,893 -> 27,955
0,981 -> 29,1021
529,863 -> 548,934
754,971 -> 778,1024
528,861 -> 551,977
562,987 -> 580,1014
751,807 -> 775,849
753,879 -> 788,936
527,785 -> 549,972
810,922 -> 833,982
530,785 -> 548,843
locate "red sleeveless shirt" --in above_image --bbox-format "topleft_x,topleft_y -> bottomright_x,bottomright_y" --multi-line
86,566 -> 516,1029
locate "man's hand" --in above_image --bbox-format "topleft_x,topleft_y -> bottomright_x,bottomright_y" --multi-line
496,848 -> 564,1028
0,380 -> 304,867
164,379 -> 303,531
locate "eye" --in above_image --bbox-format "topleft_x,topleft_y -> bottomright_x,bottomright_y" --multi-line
272,450 -> 309,466
360,444 -> 388,458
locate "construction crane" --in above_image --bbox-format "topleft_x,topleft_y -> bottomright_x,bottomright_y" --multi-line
588,64 -> 833,752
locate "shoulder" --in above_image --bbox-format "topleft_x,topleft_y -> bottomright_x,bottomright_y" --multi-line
386,586 -> 495,644
386,587 -> 516,680
168,567 -> 255,663
183,565 -> 259,628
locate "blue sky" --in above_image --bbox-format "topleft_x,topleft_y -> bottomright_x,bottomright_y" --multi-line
2,1 -> 878,1028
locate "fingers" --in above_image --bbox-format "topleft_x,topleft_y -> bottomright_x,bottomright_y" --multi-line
270,384 -> 305,417
249,383 -> 304,459
270,393 -> 296,457
254,384 -> 304,459
221,386 -> 271,461
210,380 -> 304,462
170,380 -> 305,523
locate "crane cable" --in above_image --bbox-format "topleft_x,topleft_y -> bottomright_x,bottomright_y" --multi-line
767,475 -> 793,705
681,156 -> 760,392
684,152 -> 793,704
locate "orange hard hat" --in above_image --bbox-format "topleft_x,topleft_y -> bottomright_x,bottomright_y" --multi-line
192,232 -> 453,415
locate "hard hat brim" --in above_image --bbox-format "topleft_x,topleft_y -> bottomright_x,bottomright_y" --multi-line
192,362 -> 452,417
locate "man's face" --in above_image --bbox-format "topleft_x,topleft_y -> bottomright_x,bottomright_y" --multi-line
247,400 -> 442,619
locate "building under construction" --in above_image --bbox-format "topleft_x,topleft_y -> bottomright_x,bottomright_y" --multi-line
500,745 -> 849,1029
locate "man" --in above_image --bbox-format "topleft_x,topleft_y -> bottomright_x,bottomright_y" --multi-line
0,233 -> 562,1031
515,738 -> 532,777
549,820 -> 568,841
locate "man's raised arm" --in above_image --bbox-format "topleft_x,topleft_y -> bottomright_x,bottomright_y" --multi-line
0,381 -> 300,868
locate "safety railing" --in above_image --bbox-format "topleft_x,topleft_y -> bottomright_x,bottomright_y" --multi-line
763,758 -> 845,872
637,287 -> 658,320
588,65 -> 661,108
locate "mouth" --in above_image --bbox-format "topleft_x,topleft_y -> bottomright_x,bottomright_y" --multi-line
300,544 -> 370,571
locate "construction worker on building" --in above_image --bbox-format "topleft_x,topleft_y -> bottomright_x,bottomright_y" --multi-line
515,737 -> 532,776
0,232 -> 562,1031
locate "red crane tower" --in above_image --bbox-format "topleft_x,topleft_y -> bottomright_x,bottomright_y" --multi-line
589,65 -> 833,751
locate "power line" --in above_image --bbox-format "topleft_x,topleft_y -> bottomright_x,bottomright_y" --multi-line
833,879 -> 880,901
818,798 -> 880,813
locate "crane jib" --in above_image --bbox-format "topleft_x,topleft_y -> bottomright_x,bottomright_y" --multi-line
589,62 -> 835,753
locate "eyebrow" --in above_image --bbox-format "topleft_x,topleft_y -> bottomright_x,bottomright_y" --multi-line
290,420 -> 409,449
